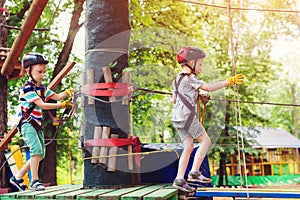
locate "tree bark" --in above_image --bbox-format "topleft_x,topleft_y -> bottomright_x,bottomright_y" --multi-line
0,0 -> 9,189
84,0 -> 132,187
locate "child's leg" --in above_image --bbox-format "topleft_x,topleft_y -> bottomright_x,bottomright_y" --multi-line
30,155 -> 42,181
175,136 -> 194,179
15,159 -> 31,179
191,131 -> 211,172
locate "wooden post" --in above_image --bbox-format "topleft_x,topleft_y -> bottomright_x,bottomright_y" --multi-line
1,0 -> 49,76
122,71 -> 131,105
121,70 -> 133,170
107,134 -> 118,172
99,126 -> 110,165
86,69 -> 95,105
80,72 -> 85,107
127,143 -> 134,171
102,66 -> 116,102
91,126 -> 102,164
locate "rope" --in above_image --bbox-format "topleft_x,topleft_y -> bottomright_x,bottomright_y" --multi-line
83,148 -> 180,160
85,48 -> 128,55
174,0 -> 300,13
227,0 -> 249,197
0,23 -> 50,31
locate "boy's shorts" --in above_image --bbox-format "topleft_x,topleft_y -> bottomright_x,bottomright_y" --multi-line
22,122 -> 46,158
177,119 -> 206,142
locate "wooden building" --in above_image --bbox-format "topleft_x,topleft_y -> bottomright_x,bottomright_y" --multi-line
211,127 -> 300,177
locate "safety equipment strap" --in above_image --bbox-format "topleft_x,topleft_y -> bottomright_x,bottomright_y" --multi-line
18,82 -> 45,132
174,73 -> 197,130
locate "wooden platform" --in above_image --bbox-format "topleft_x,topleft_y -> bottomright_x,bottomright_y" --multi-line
196,187 -> 300,199
2,184 -> 300,199
0,184 -> 179,200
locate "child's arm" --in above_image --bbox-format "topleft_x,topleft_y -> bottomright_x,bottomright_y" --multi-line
33,98 -> 70,110
200,74 -> 244,92
49,89 -> 75,101
50,92 -> 68,101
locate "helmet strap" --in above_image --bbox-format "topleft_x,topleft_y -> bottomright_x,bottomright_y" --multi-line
29,66 -> 37,83
185,61 -> 196,74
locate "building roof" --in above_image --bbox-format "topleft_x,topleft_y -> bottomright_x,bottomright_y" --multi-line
239,127 -> 300,148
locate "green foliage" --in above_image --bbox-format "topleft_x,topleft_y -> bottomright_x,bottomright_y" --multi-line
129,0 -> 300,162
6,0 -> 300,184
6,0 -> 83,185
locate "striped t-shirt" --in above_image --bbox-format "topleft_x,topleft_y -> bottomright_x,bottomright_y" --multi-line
19,80 -> 55,123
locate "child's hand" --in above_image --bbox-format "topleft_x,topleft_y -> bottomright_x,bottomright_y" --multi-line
61,99 -> 73,108
227,74 -> 244,86
65,89 -> 77,97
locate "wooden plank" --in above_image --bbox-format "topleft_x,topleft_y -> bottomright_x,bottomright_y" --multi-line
48,62 -> 76,90
56,189 -> 94,200
33,184 -> 82,199
98,186 -> 146,200
121,184 -> 169,200
1,0 -> 49,76
102,66 -> 116,102
0,61 -> 75,152
195,187 -> 300,198
0,184 -> 71,200
76,189 -> 114,200
195,190 -> 300,198
99,126 -> 110,165
107,134 -> 118,172
91,126 -> 102,164
143,189 -> 178,200
86,69 -> 95,105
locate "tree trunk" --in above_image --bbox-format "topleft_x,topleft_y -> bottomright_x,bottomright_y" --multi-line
0,0 -> 9,188
41,0 -> 85,185
83,0 -> 132,187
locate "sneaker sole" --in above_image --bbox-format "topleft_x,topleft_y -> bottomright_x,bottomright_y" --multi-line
172,183 -> 194,193
187,178 -> 212,184
31,187 -> 45,191
10,179 -> 24,191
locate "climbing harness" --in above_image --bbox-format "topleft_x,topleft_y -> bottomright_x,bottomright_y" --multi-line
174,73 -> 198,130
18,81 -> 46,132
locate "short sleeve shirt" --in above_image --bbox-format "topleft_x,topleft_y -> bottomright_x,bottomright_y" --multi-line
19,80 -> 55,123
171,73 -> 205,128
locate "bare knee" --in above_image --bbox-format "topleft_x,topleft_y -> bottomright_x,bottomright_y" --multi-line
183,138 -> 194,154
197,132 -> 211,145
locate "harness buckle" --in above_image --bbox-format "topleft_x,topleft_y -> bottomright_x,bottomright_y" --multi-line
25,116 -> 33,123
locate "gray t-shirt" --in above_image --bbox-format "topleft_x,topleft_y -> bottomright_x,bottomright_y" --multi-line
171,73 -> 205,128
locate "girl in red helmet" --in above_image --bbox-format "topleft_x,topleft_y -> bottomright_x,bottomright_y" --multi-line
171,46 -> 244,192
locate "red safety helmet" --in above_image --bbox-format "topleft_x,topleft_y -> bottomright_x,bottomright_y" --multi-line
22,52 -> 49,69
176,46 -> 206,64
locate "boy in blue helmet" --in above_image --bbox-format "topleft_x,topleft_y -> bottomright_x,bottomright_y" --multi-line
171,46 -> 244,192
10,52 -> 73,191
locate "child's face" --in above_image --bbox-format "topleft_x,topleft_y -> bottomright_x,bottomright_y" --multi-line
194,58 -> 204,75
27,64 -> 47,83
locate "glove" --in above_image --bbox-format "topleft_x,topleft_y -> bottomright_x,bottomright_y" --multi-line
227,74 -> 244,86
61,99 -> 73,108
65,89 -> 76,97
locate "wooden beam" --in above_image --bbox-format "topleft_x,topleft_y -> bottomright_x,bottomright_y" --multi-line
0,62 -> 76,152
1,0 -> 49,77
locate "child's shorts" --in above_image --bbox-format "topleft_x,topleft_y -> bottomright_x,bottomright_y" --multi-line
177,120 -> 206,142
22,123 -> 46,158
